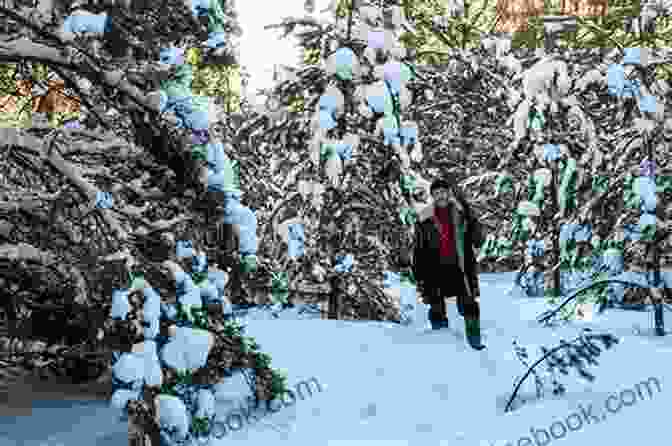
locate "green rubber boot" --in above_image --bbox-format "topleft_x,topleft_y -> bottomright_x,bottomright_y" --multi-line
465,318 -> 485,350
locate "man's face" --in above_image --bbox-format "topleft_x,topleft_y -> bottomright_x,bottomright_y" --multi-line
432,187 -> 452,207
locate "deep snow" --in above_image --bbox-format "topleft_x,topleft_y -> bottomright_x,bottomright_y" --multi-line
0,271 -> 670,446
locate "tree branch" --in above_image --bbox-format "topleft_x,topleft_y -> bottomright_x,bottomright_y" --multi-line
0,242 -> 88,305
0,38 -> 160,118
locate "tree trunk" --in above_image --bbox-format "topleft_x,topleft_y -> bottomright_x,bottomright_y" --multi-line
328,277 -> 340,319
651,242 -> 665,335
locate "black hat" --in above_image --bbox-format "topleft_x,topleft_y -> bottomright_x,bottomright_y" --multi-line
430,178 -> 454,194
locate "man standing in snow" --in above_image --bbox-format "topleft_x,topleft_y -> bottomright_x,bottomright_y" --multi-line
412,176 -> 486,350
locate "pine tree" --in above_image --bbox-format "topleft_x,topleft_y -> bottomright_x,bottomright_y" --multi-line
251,0 -> 436,321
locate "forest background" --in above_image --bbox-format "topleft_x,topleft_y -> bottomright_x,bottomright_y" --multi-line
0,0 -> 671,442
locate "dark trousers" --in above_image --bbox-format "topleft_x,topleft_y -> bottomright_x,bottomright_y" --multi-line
426,263 -> 480,321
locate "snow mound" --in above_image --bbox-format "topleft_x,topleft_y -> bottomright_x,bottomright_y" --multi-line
159,327 -> 213,373
156,394 -> 190,440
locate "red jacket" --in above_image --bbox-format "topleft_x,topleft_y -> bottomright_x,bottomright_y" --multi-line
433,206 -> 456,259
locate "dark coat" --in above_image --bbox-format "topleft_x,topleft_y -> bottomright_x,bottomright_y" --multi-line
412,201 -> 485,299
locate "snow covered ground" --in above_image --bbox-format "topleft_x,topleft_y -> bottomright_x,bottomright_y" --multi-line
0,271 -> 670,446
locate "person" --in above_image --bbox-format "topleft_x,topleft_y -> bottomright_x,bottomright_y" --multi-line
412,176 -> 486,350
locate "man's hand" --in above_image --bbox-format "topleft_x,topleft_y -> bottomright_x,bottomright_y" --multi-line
420,289 -> 433,305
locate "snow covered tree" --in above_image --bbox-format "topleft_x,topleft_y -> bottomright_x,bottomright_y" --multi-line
0,1 -> 290,442
483,46 -> 672,333
247,0 -> 438,321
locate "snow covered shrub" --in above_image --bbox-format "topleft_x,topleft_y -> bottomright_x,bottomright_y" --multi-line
506,331 -> 621,412
110,251 -> 287,446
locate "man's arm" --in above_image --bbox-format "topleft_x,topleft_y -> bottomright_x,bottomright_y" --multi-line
469,213 -> 485,250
